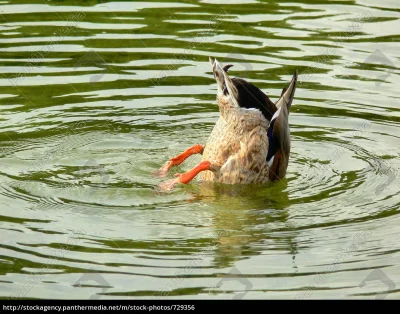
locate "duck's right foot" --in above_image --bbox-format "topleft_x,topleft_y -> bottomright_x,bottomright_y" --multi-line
152,144 -> 204,178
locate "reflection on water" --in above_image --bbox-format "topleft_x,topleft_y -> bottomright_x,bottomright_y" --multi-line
0,0 -> 399,300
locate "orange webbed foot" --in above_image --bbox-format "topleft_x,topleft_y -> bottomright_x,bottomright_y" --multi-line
153,144 -> 204,178
158,177 -> 180,191
157,161 -> 212,192
157,173 -> 183,191
152,161 -> 173,178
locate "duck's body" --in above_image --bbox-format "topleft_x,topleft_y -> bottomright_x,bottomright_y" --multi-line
200,104 -> 270,184
155,57 -> 297,191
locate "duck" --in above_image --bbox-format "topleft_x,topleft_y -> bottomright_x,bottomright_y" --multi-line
154,56 -> 297,191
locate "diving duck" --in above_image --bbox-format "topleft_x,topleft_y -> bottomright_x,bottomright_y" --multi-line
155,57 -> 297,191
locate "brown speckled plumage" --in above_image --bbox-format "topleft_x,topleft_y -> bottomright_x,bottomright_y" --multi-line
200,97 -> 270,184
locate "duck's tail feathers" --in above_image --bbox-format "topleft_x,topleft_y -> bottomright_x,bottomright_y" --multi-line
275,70 -> 297,113
209,56 -> 240,107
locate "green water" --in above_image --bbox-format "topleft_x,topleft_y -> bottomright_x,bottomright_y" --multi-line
0,0 -> 399,300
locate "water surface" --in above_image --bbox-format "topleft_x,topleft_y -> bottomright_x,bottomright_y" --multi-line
0,0 -> 399,300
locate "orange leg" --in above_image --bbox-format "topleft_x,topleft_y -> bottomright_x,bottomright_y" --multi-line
153,144 -> 204,177
158,161 -> 212,191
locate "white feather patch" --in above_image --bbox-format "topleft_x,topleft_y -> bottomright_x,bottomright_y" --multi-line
271,107 -> 281,122
267,155 -> 275,168
215,58 -> 223,72
221,71 -> 239,108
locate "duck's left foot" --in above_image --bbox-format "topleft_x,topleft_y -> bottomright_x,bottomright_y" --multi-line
158,177 -> 180,191
157,161 -> 212,191
157,173 -> 182,191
